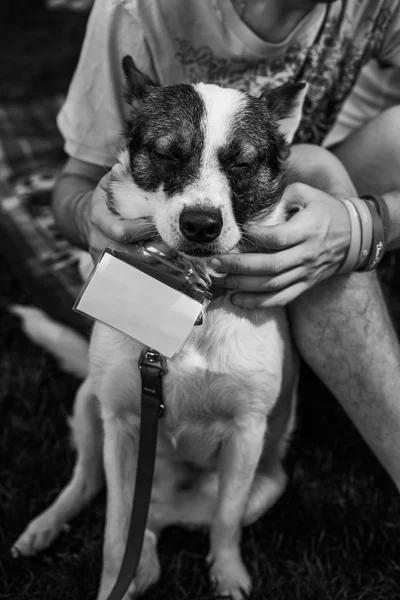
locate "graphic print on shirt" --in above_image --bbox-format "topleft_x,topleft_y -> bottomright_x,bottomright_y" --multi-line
174,7 -> 394,144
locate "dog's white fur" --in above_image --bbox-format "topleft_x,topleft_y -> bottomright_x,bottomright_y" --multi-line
14,81 -> 305,600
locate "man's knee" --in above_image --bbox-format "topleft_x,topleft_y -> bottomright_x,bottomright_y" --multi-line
289,144 -> 356,196
369,106 -> 400,184
332,106 -> 400,194
375,105 -> 400,136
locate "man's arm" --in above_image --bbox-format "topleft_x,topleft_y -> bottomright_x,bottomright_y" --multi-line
380,191 -> 400,251
52,158 -> 106,249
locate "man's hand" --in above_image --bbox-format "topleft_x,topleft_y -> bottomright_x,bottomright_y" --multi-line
81,172 -> 157,261
212,182 -> 351,309
53,157 -> 161,257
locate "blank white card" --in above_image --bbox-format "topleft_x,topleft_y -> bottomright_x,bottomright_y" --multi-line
74,252 -> 203,358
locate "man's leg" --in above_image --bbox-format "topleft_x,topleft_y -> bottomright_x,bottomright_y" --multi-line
332,106 -> 400,196
290,107 -> 400,491
291,270 -> 400,489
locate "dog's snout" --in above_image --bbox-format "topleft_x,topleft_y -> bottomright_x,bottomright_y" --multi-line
179,209 -> 223,243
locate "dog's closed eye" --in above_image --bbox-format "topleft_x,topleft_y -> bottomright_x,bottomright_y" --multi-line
152,148 -> 179,163
229,160 -> 254,171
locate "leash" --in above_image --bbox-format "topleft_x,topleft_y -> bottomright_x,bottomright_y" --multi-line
103,247 -> 212,600
106,348 -> 166,600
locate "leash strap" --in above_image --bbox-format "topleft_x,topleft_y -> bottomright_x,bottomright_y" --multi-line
106,348 -> 166,600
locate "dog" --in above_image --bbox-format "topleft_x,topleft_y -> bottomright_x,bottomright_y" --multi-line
13,57 -> 307,600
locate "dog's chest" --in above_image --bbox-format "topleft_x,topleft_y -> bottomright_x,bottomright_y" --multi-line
91,297 -> 290,466
162,297 -> 288,442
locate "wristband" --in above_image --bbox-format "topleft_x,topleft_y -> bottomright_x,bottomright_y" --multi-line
360,194 -> 391,244
361,200 -> 386,271
338,199 -> 362,274
350,198 -> 373,270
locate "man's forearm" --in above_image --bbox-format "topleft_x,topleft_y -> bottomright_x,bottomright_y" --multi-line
52,174 -> 94,250
382,190 -> 400,251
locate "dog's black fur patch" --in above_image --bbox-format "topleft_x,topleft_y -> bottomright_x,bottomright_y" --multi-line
218,95 -> 290,228
125,84 -> 205,196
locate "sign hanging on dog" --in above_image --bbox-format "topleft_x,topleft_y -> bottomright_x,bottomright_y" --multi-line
74,244 -> 213,358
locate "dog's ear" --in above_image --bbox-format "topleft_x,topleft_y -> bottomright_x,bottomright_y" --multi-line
122,55 -> 158,104
261,81 -> 308,144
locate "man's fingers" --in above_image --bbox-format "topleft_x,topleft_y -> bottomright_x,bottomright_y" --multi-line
212,246 -> 308,276
90,171 -> 156,242
91,193 -> 156,243
98,211 -> 155,243
218,266 -> 306,292
231,282 -> 308,309
244,208 -> 311,250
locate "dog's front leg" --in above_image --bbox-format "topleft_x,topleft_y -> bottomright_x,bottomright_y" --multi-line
97,412 -> 160,600
209,417 -> 266,600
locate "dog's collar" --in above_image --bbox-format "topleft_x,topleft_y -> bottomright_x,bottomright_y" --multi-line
140,243 -> 213,291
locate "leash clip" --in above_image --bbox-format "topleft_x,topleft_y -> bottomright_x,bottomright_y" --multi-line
139,348 -> 167,372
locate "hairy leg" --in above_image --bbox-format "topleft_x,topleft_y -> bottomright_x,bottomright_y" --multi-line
291,271 -> 400,488
290,108 -> 400,491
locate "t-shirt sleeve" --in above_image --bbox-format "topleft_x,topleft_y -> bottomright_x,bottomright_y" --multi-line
57,0 -> 157,167
378,2 -> 400,67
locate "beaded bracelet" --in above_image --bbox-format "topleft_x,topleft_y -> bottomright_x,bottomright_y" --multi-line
337,199 -> 362,274
361,194 -> 391,247
350,198 -> 373,270
338,195 -> 389,274
361,199 -> 386,271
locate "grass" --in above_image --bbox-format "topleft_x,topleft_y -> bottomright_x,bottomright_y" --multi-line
1,3 -> 400,598
1,257 -> 400,600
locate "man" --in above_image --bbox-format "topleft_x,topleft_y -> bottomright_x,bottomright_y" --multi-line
52,0 -> 400,489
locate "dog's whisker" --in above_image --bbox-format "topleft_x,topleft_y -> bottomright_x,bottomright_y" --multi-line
240,235 -> 263,252
239,231 -> 267,253
239,227 -> 274,254
130,224 -> 157,240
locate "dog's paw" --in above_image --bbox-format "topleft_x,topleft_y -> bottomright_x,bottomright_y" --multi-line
11,513 -> 69,556
96,582 -> 137,600
208,553 -> 252,599
96,575 -> 138,600
96,564 -> 159,600
96,531 -> 160,600
134,531 -> 161,595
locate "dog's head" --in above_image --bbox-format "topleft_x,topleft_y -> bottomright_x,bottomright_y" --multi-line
109,56 -> 307,258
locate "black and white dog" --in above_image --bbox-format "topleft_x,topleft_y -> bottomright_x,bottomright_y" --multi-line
14,57 -> 307,600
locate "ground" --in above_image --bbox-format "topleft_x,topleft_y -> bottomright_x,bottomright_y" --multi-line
1,257 -> 400,600
1,2 -> 400,599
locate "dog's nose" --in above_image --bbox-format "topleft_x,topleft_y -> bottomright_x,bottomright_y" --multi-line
179,209 -> 223,243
